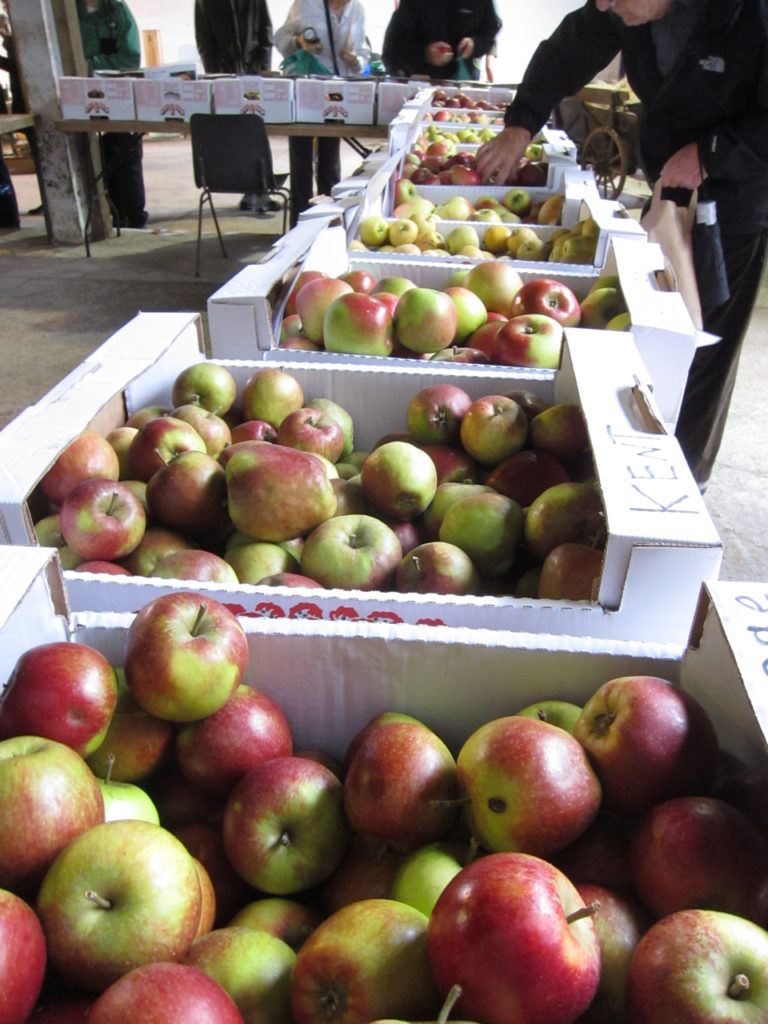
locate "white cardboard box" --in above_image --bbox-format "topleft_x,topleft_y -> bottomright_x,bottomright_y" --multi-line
211,76 -> 294,122
59,77 -> 136,121
293,77 -> 376,125
3,549 -> 765,768
0,311 -> 722,649
133,78 -> 212,122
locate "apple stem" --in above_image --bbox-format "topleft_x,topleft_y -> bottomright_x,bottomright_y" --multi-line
566,900 -> 600,925
106,491 -> 120,517
728,973 -> 751,1000
191,603 -> 209,637
437,984 -> 463,1024
85,890 -> 112,910
103,752 -> 115,785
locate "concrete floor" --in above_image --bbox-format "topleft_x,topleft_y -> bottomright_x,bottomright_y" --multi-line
1,132 -> 766,586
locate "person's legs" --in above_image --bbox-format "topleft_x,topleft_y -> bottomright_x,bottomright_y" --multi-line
674,229 -> 768,487
315,137 -> 341,197
288,136 -> 315,227
0,153 -> 20,229
102,132 -> 148,229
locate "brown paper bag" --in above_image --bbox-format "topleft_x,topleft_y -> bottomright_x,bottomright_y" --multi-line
640,179 -> 703,330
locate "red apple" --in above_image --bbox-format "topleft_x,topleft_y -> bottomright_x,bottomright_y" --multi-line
528,402 -> 590,462
572,675 -> 721,818
510,277 -> 582,326
491,313 -> 564,368
427,852 -> 601,1024
277,407 -> 346,462
417,443 -> 480,485
39,429 -> 120,507
124,591 -> 249,723
393,288 -> 459,354
459,394 -> 528,467
524,480 -> 606,562
88,961 -> 244,1024
145,450 -> 228,537
59,478 -> 146,561
175,684 -> 293,795
321,835 -> 407,915
456,715 -> 602,858
118,525 -> 195,576
322,291 -> 394,357
295,276 -> 354,344
538,542 -> 604,601
229,419 -> 278,445
463,260 -> 523,317
406,383 -> 472,447
229,896 -> 324,950
0,886 -> 47,1024
485,448 -> 571,507
0,641 -> 118,758
171,404 -> 232,458
86,681 -> 174,784
127,416 -> 207,483
152,549 -> 240,585
240,368 -> 304,428
284,270 -> 328,318
396,540 -> 480,596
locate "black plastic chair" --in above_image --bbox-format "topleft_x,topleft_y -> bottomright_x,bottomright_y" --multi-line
190,113 -> 290,276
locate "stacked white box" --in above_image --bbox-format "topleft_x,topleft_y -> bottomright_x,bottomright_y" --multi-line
133,78 -> 212,121
211,76 -> 294,122
59,77 -> 135,121
293,77 -> 376,124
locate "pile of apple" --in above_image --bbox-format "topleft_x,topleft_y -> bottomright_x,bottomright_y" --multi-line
2,599 -> 768,1023
403,130 -> 549,190
281,264 -> 629,361
30,359 -> 612,602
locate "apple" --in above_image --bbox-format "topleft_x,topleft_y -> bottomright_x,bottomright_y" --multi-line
172,404 -> 232,458
463,260 -> 523,317
225,540 -> 296,584
183,924 -> 296,1024
417,444 -> 480,485
118,525 -> 194,576
279,313 -> 310,346
421,482 -> 495,542
0,886 -> 47,1023
396,541 -> 480,596
296,276 -> 354,344
503,187 -> 532,218
0,641 -> 118,758
439,491 -> 523,579
97,754 -> 161,824
106,425 -> 139,479
172,821 -> 253,928
175,684 -> 293,795
145,450 -> 228,536
444,223 -> 480,255
222,755 -> 349,895
536,193 -> 565,223
230,419 -> 278,445
344,718 -> 460,852
628,795 -> 768,925
579,287 -> 628,329
306,398 -> 355,459
124,591 -> 249,723
40,428 -> 120,507
149,548 -> 237,584
576,882 -> 651,1024
427,852 -> 601,1024
276,407 -> 346,463
33,512 -> 82,569
459,394 -> 528,467
226,443 -> 337,543
229,896 -> 323,951
485,448 -> 570,507
393,288 -> 459,354
456,715 -> 602,857
322,291 -> 394,357
625,909 -> 768,1023
59,477 -> 146,561
284,270 -> 328,318
172,362 -> 237,417
322,834 -> 407,915
524,480 -> 606,562
290,898 -> 440,1024
553,811 -> 635,894
464,320 -> 504,359
36,818 -> 202,991
241,368 -> 304,428
88,961 -> 244,1024
527,402 -> 590,463
361,441 -> 438,521
393,176 -> 418,204
572,675 -> 721,818
86,679 -> 173,784
443,287 -> 488,344
514,699 -> 583,733
538,542 -> 604,601
22,996 -> 96,1023
300,513 -> 402,591
390,841 -> 465,917
359,214 -> 390,248
510,277 -> 581,327
491,313 -> 563,368
434,195 -> 473,221
127,416 -> 207,483
372,276 -> 417,298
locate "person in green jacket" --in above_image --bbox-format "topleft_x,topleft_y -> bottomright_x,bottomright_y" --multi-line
77,0 -> 148,228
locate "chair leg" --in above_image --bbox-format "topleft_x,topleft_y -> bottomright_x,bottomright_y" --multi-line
196,189 -> 229,277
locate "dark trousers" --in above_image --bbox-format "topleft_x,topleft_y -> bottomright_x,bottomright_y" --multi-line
288,135 -> 341,228
102,132 -> 148,228
0,153 -> 20,228
675,229 -> 768,487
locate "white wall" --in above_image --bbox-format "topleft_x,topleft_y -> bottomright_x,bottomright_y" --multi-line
127,0 -> 584,84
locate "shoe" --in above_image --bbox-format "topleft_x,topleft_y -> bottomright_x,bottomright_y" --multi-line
27,204 -> 43,215
239,192 -> 259,211
255,198 -> 281,214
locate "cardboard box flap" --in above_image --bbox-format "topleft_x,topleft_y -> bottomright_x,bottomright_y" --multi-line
0,548 -> 70,686
682,582 -> 768,766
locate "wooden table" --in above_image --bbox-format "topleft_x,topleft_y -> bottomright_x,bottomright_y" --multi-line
56,119 -> 389,140
0,113 -> 36,134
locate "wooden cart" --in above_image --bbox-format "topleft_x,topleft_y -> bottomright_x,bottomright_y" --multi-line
555,81 -> 640,200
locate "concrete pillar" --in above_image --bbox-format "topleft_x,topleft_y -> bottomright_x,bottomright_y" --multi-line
8,0 -> 111,245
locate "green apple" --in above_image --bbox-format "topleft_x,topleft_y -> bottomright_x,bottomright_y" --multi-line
579,287 -> 628,329
390,841 -> 465,916
361,441 -> 438,522
515,700 -> 583,734
322,291 -> 394,357
229,896 -> 323,951
524,480 -> 606,562
171,361 -> 238,417
300,513 -> 403,591
445,224 -> 480,255
434,196 -> 474,221
97,753 -> 160,824
225,540 -> 297,584
372,276 -> 417,298
421,482 -> 495,541
241,368 -> 304,429
463,260 -> 523,317
393,288 -> 459,354
359,215 -> 390,248
439,491 -> 523,578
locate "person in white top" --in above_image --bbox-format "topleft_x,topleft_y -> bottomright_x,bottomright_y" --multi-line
275,0 -> 367,225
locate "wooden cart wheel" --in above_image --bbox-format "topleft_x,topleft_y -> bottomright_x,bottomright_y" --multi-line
580,126 -> 628,199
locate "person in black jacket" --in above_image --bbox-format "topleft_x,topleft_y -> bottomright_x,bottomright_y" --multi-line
476,0 -> 768,491
195,0 -> 276,212
382,0 -> 501,82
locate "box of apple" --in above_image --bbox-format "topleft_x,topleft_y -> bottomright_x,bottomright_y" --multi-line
1,548 -> 767,1024
2,309 -> 721,649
